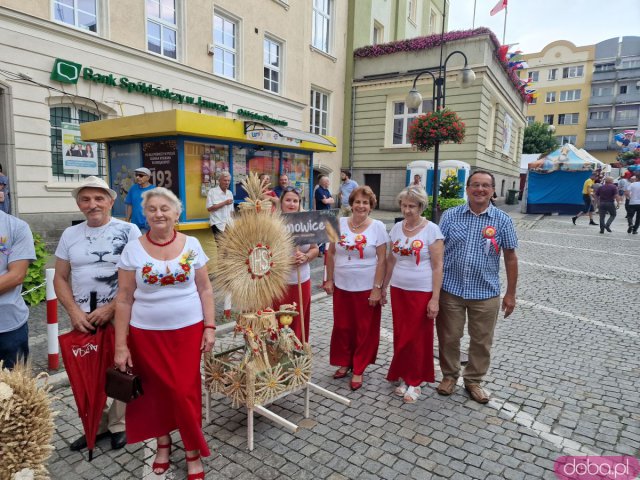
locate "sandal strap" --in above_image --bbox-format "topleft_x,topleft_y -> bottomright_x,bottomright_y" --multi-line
157,443 -> 171,449
186,454 -> 201,462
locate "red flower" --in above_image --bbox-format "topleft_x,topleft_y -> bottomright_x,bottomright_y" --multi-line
148,275 -> 158,284
181,264 -> 191,272
142,265 -> 152,275
160,275 -> 175,285
176,274 -> 186,282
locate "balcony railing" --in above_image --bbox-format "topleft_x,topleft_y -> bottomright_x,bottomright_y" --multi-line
592,70 -> 616,81
583,140 -> 611,150
617,92 -> 640,104
613,115 -> 639,128
589,95 -> 615,106
618,67 -> 640,80
586,118 -> 612,128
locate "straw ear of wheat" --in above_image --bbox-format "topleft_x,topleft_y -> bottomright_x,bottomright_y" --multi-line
215,173 -> 294,311
0,361 -> 55,480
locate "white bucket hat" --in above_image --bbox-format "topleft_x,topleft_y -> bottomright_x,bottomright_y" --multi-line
72,176 -> 117,200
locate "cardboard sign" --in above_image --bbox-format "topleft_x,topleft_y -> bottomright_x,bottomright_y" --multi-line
282,209 -> 340,246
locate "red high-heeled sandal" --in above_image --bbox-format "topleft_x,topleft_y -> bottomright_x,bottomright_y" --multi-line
152,440 -> 172,475
186,453 -> 205,480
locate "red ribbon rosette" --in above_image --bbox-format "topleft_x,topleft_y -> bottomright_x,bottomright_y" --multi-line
482,226 -> 499,254
354,234 -> 366,259
411,239 -> 424,266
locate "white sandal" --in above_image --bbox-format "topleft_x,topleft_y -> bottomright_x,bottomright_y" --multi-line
394,380 -> 407,396
403,386 -> 421,403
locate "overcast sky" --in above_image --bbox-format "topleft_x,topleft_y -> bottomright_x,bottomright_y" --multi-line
448,0 -> 640,53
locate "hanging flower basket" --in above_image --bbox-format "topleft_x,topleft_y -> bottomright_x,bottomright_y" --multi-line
408,108 -> 465,152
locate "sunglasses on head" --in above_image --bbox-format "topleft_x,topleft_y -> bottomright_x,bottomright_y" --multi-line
283,186 -> 301,194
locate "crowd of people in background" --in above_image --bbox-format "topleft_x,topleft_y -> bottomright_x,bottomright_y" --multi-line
572,169 -> 640,234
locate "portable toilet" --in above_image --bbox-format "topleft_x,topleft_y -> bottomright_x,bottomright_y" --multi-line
437,160 -> 470,201
406,160 -> 434,190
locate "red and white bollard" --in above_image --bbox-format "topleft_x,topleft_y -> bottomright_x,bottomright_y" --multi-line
45,268 -> 59,370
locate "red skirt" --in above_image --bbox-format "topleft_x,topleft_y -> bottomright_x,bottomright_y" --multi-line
273,280 -> 311,343
330,287 -> 381,375
126,322 -> 210,456
386,287 -> 435,386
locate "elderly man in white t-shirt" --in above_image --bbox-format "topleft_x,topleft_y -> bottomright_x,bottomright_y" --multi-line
54,176 -> 141,453
206,171 -> 234,236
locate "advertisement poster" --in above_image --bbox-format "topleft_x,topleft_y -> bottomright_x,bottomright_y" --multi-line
109,142 -> 142,217
502,113 -> 513,155
142,140 -> 179,198
61,122 -> 99,175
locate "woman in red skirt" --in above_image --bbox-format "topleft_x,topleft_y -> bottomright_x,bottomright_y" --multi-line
114,188 -> 215,480
274,186 -> 319,342
324,186 -> 389,391
382,186 -> 443,403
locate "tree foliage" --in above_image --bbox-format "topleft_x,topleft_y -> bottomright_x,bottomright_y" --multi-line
523,122 -> 557,155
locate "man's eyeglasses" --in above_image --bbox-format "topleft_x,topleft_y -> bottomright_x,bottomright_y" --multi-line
468,183 -> 494,189
283,186 -> 301,195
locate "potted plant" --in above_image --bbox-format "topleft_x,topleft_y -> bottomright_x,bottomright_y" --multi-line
408,108 -> 465,152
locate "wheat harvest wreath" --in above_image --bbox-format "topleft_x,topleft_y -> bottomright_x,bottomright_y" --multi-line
408,108 -> 465,152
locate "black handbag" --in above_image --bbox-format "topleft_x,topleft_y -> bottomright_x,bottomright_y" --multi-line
105,367 -> 144,403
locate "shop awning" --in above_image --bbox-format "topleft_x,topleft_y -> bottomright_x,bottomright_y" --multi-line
80,110 -> 337,153
244,121 -> 336,147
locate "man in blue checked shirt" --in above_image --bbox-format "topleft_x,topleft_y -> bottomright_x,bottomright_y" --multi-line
435,171 -> 518,404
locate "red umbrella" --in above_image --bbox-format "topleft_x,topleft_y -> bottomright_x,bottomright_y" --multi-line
59,320 -> 115,461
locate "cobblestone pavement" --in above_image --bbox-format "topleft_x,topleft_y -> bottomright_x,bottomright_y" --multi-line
35,210 -> 640,479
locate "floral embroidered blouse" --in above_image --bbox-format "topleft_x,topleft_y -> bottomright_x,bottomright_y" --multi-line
118,236 -> 209,330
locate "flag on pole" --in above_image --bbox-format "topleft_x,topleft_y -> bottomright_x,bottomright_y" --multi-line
490,0 -> 507,16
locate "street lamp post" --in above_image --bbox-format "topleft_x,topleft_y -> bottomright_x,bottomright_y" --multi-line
406,52 -> 476,222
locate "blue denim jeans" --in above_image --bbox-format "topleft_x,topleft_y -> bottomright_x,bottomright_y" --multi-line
0,322 -> 29,369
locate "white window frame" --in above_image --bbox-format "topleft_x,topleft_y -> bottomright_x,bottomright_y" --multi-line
263,36 -> 282,94
589,110 -> 609,120
527,71 -> 539,82
213,11 -> 238,80
558,113 -> 579,125
548,68 -> 558,81
429,8 -> 439,34
408,0 -> 417,22
562,65 -> 584,79
312,0 -> 332,54
592,86 -> 613,97
310,88 -> 330,135
529,96 -> 537,105
52,0 -> 99,33
545,92 -> 556,103
620,85 -> 628,95
385,97 -> 434,147
373,20 -> 384,45
594,63 -> 614,72
526,116 -> 535,126
559,89 -> 581,102
146,0 -> 179,60
586,132 -> 608,142
556,135 -> 576,145
620,59 -> 640,69
615,108 -> 638,121
543,114 -> 554,125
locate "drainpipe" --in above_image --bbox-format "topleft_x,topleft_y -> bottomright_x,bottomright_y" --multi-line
349,86 -> 356,173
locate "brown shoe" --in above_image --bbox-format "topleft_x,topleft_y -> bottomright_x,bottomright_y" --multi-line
464,383 -> 490,404
436,377 -> 457,396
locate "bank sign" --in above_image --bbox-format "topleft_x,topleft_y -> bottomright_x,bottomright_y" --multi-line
50,58 -> 228,112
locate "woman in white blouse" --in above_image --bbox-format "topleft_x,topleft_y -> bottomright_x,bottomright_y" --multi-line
382,186 -> 443,403
275,186 -> 319,342
323,186 -> 389,391
114,188 -> 215,480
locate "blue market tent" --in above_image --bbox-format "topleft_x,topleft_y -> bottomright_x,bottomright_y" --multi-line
525,144 -> 607,215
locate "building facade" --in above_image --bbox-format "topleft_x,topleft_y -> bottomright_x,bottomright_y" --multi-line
342,0 -> 448,173
521,41 -> 594,149
522,36 -> 640,165
0,0 -> 346,240
349,32 -> 526,209
585,36 -> 640,164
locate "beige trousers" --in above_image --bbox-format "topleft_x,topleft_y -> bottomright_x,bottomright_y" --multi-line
97,399 -> 126,434
436,290 -> 500,385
